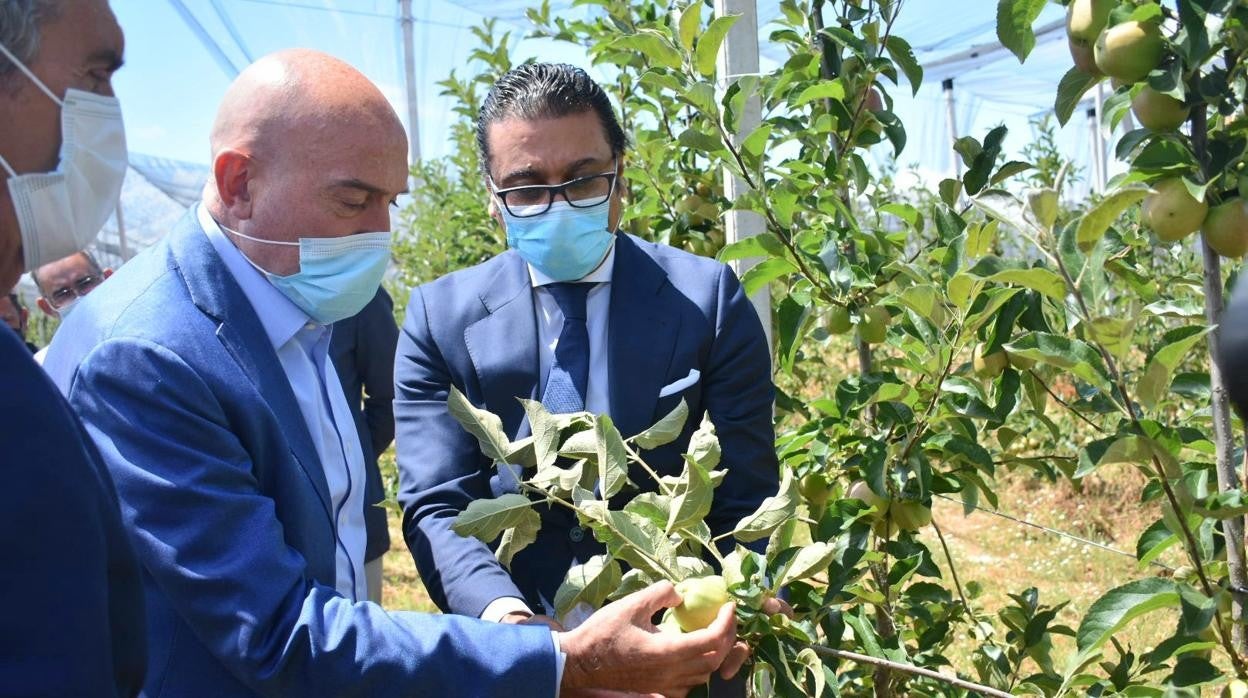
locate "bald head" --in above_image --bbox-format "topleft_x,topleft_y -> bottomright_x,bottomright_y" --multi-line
204,49 -> 409,276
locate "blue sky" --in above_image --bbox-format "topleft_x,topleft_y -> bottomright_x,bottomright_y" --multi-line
111,0 -> 590,165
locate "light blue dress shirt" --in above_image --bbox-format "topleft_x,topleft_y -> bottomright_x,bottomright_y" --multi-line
197,204 -> 368,602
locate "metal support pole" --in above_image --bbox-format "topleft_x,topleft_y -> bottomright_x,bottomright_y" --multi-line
399,0 -> 422,173
942,78 -> 960,179
713,0 -> 771,350
1093,82 -> 1107,192
1087,107 -> 1105,194
114,201 -> 128,262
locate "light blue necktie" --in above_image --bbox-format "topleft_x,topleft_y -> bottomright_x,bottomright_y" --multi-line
541,282 -> 592,414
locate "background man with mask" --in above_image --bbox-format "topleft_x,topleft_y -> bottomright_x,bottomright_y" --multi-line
46,48 -> 744,697
0,0 -> 146,695
393,63 -> 779,658
30,249 -> 112,362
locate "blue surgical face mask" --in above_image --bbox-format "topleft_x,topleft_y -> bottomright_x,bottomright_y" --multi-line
499,198 -> 615,282
221,223 -> 392,325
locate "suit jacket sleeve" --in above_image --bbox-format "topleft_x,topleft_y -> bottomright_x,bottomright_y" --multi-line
393,286 -> 527,617
69,336 -> 557,697
359,288 -> 399,459
703,264 -> 779,551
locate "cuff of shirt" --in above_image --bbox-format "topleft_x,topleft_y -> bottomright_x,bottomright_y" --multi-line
552,631 -> 566,697
480,596 -> 534,623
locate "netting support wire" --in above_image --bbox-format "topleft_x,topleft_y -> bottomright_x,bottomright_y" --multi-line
1093,81 -> 1107,193
115,199 -> 128,262
942,78 -> 960,182
931,492 -> 1174,572
714,0 -> 772,351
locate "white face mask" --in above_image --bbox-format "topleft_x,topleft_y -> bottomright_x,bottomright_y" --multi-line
0,41 -> 128,272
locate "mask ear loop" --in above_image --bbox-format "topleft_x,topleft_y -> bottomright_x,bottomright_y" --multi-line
0,152 -> 16,178
0,40 -> 64,107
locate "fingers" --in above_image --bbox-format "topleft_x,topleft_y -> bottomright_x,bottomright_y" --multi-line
718,640 -> 750,680
521,614 -> 566,631
628,580 -> 681,621
761,596 -> 795,619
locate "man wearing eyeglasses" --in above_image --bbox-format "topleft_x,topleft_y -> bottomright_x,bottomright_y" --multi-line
394,62 -> 779,659
32,249 -> 112,320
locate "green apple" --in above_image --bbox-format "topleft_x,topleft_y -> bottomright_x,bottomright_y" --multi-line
799,471 -> 832,507
1095,21 -> 1165,83
1066,0 -> 1115,42
673,575 -> 729,632
1223,679 -> 1248,698
1143,178 -> 1208,242
859,306 -> 890,344
1068,36 -> 1099,75
848,479 -> 890,515
1131,86 -> 1189,131
657,609 -> 684,633
824,306 -> 852,334
889,500 -> 932,532
1203,198 -> 1248,258
1007,352 -> 1035,371
973,343 -> 1008,378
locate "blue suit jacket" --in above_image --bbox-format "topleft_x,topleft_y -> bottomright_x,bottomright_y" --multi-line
44,211 -> 558,697
331,287 -> 399,563
394,233 -> 778,618
0,326 -> 146,696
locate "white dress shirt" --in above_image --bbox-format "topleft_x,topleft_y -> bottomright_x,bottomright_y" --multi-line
197,204 -> 368,602
481,243 -> 616,628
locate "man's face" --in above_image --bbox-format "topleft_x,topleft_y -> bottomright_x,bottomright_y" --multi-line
485,110 -> 624,232
35,252 -> 110,318
0,0 -> 125,290
0,295 -> 26,336
233,113 -> 409,277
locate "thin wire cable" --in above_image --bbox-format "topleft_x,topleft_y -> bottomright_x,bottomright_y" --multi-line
233,0 -> 473,28
932,492 -> 1175,572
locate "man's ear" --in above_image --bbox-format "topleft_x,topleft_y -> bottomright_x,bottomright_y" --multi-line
213,149 -> 254,220
36,297 -> 56,318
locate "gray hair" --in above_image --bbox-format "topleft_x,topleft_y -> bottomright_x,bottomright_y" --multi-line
0,0 -> 62,84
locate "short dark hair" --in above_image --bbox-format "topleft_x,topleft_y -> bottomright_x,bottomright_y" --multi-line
30,249 -> 102,295
476,62 -> 628,178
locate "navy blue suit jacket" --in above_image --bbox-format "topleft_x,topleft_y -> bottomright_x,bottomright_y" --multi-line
44,211 -> 558,697
331,287 -> 398,563
394,233 -> 778,618
0,326 -> 146,696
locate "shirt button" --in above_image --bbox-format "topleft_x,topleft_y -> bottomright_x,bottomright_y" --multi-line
569,526 -> 585,543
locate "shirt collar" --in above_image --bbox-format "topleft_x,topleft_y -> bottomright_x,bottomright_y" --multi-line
526,237 -> 617,288
196,203 -> 317,351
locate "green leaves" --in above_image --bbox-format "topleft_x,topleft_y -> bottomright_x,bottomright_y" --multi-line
554,554 -> 622,618
596,416 -> 630,499
448,386 -> 512,463
1076,578 -> 1180,658
1138,327 -> 1212,409
996,0 -> 1048,62
1055,67 -> 1099,126
884,36 -> 923,95
1075,184 -> 1150,251
612,29 -> 683,71
693,15 -> 740,78
633,399 -> 690,450
730,468 -> 798,543
1004,333 -> 1111,392
453,493 -> 539,546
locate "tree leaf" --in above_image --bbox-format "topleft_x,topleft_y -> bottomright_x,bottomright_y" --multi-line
694,14 -> 740,78
775,541 -> 839,588
590,510 -> 679,580
633,398 -> 690,450
996,0 -> 1048,62
983,268 -> 1067,301
1076,578 -> 1179,657
668,454 -> 713,532
1138,327 -> 1212,410
730,468 -> 798,543
884,36 -> 923,95
740,257 -> 799,296
554,554 -> 623,619
596,415 -> 630,499
448,386 -> 513,463
717,232 -> 786,262
520,399 -> 561,470
496,514 -> 540,569
794,80 -> 847,106
686,414 -> 721,470
452,493 -> 538,543
612,29 -> 683,71
971,188 -> 1043,239
1135,519 -> 1178,569
677,1 -> 701,52
1075,184 -> 1150,251
1055,67 -> 1099,126
1003,332 -> 1111,392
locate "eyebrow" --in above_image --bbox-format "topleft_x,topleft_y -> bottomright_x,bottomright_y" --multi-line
330,178 -> 409,197
499,157 -> 613,185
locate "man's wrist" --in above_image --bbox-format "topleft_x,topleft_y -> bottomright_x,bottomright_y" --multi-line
480,596 -> 534,622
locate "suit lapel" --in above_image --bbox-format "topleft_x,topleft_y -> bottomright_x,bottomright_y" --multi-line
169,211 -> 334,520
464,252 -> 540,440
609,235 -> 681,439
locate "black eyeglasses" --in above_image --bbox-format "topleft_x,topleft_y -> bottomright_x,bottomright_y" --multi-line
45,273 -> 103,309
490,164 -> 618,218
